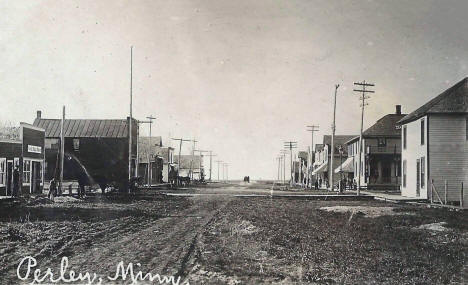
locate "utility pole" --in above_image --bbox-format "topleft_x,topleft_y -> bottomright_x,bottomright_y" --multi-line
284,141 -> 298,186
171,138 -> 191,184
280,150 -> 287,185
189,139 -> 198,181
128,46 -> 133,193
224,163 -> 229,182
330,84 -> 340,191
194,149 -> 211,181
276,156 -> 281,181
59,106 -> 65,195
338,145 -> 344,193
146,115 -> 156,186
353,80 -> 375,196
222,163 -> 225,181
307,125 -> 319,189
208,151 -> 217,181
139,119 -> 154,185
216,160 -> 223,181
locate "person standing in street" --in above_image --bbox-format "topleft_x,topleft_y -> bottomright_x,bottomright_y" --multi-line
77,172 -> 86,199
13,166 -> 20,197
48,178 -> 57,201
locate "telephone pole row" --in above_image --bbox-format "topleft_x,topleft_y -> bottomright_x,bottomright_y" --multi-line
306,125 -> 319,188
353,80 -> 375,196
284,141 -> 297,186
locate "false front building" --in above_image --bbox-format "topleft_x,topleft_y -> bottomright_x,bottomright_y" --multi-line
138,136 -> 163,186
174,154 -> 204,181
0,123 -> 45,196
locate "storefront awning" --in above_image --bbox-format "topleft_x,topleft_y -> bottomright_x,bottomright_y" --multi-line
312,162 -> 328,175
334,157 -> 354,173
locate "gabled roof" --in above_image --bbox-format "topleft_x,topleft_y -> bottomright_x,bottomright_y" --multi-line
33,118 -> 131,138
322,135 -> 356,156
315,144 -> 324,152
138,137 -> 163,163
398,77 -> 468,124
362,114 -> 407,137
298,151 -> 308,160
139,136 -> 162,148
174,155 -> 203,169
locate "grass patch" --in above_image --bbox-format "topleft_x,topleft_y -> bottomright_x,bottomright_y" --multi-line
195,198 -> 468,284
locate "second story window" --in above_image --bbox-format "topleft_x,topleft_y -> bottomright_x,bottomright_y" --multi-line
377,138 -> 386,147
73,139 -> 80,151
421,119 -> 425,145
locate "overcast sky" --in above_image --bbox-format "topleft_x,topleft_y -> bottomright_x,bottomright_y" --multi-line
1,0 -> 467,179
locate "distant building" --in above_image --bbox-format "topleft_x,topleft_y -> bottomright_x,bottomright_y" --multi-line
0,123 -> 45,196
154,145 -> 175,183
297,151 -> 308,184
346,105 -> 406,190
312,135 -> 356,188
33,111 -> 138,190
138,136 -> 163,185
398,77 -> 468,203
174,154 -> 204,180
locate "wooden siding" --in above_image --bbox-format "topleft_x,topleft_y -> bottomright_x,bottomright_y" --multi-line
428,114 -> 468,203
21,126 -> 45,159
400,116 -> 429,198
0,141 -> 22,159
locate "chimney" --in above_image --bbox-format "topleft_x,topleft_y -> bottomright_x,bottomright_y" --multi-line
37,110 -> 42,119
395,105 -> 401,115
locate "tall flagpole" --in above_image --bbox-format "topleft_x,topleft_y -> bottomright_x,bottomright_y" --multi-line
128,46 -> 133,192
60,106 -> 65,194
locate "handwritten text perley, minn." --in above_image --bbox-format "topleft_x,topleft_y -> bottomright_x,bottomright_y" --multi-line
16,256 -> 190,285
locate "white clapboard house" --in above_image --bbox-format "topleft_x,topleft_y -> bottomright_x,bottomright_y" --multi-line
398,77 -> 468,204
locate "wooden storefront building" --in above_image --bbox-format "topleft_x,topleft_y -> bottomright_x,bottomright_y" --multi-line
0,123 -> 45,196
33,111 -> 138,191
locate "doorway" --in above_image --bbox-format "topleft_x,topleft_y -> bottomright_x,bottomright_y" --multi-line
31,161 -> 42,194
6,161 -> 13,196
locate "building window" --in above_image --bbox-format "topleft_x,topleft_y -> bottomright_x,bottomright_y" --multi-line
403,126 -> 407,149
402,160 -> 407,188
73,139 -> 80,151
0,159 -> 5,186
421,119 -> 425,145
420,157 -> 425,188
377,138 -> 386,147
23,160 -> 31,184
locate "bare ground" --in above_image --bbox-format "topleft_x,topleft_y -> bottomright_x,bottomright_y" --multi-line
0,183 -> 467,284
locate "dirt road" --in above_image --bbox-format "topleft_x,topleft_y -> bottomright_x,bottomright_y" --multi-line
0,191 -> 230,284
1,181 -> 467,284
